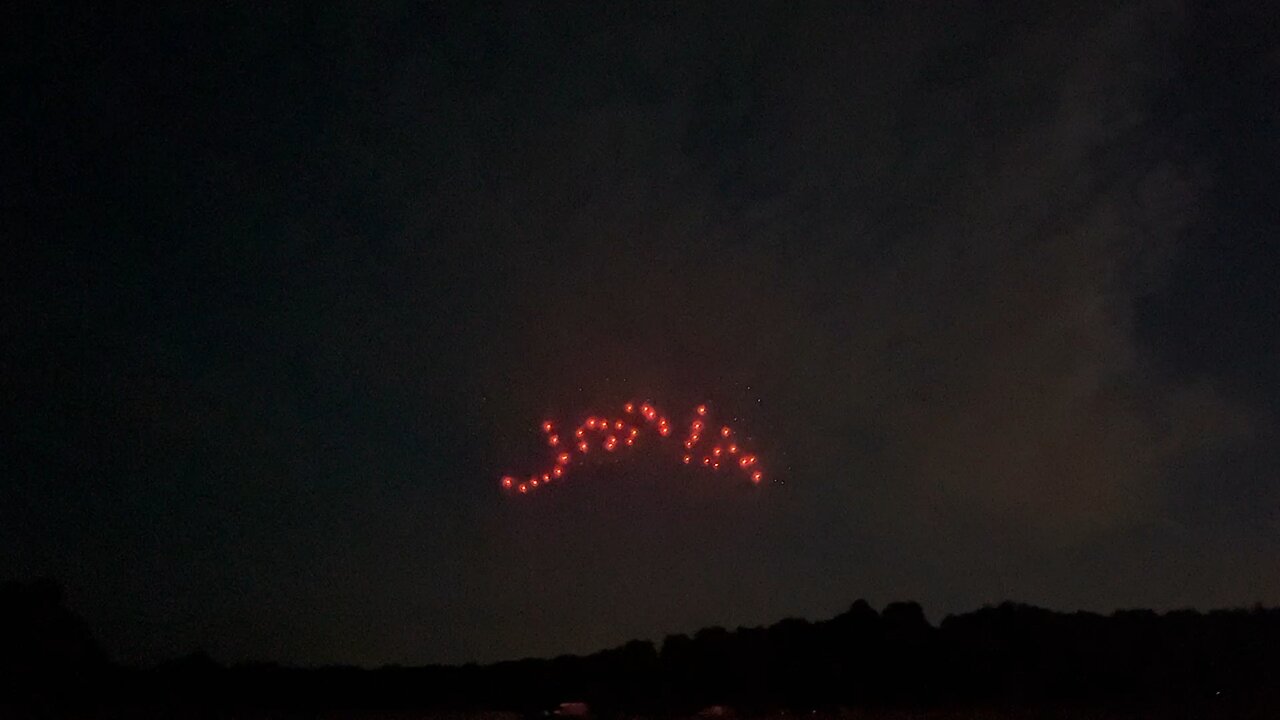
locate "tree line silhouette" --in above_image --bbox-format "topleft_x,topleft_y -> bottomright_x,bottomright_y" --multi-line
3,579 -> 1278,717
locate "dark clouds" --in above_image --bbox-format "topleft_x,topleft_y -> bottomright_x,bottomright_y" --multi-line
3,1 -> 1278,666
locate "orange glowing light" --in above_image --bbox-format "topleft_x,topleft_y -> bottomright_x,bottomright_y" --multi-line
501,398 -> 770,496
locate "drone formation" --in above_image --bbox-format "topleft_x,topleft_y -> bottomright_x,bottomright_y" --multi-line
500,401 -> 766,495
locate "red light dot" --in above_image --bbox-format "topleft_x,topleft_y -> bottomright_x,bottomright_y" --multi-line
586,417 -> 597,429
541,473 -> 550,482
739,457 -> 750,468
659,426 -> 671,436
501,476 -> 514,488
552,466 -> 563,478
542,421 -> 553,433
557,453 -> 571,465
578,442 -> 589,453
519,483 -> 528,493
752,470 -> 763,483
615,420 -> 624,430
713,461 -> 720,470
575,428 -> 584,438
683,455 -> 691,464
625,437 -> 634,446
702,457 -> 711,466
729,444 -> 738,454
548,435 -> 559,446
624,403 -> 634,413
684,440 -> 693,449
696,404 -> 707,416
713,446 -> 722,457
721,426 -> 731,437
692,420 -> 704,431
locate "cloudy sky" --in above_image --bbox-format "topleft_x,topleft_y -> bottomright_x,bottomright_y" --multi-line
4,1 -> 1278,667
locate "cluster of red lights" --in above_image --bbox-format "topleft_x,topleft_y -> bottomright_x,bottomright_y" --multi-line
500,401 -> 765,495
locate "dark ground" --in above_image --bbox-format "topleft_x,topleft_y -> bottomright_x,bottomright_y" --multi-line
3,580 -> 1278,719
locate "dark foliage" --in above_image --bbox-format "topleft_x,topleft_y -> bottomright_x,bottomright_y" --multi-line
3,580 -> 1278,717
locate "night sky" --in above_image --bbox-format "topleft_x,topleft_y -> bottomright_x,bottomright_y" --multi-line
4,2 -> 1278,668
